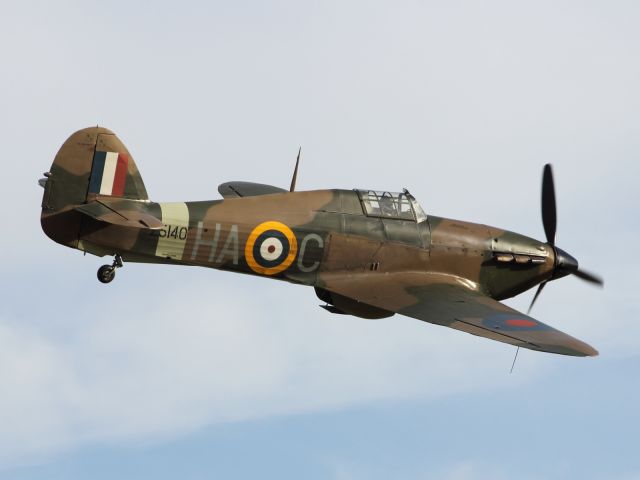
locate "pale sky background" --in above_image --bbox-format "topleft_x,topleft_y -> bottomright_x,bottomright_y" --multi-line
1,1 -> 638,478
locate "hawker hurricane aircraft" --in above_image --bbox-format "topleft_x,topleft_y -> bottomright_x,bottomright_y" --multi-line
40,127 -> 602,357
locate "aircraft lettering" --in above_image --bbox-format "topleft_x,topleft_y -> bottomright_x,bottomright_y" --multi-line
159,225 -> 188,240
189,221 -> 221,261
190,221 -> 239,264
216,224 -> 239,264
297,233 -> 324,273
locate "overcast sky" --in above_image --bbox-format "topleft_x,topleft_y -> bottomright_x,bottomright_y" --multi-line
1,1 -> 638,478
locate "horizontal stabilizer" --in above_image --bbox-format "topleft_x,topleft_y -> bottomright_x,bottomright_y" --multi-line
76,199 -> 163,230
218,181 -> 286,199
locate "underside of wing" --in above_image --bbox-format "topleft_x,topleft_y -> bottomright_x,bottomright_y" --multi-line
319,272 -> 598,357
218,181 -> 287,199
76,198 -> 163,230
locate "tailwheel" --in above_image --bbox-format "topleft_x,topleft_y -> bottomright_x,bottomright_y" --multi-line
97,254 -> 123,284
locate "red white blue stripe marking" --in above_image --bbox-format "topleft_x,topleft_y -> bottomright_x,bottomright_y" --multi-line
89,151 -> 128,196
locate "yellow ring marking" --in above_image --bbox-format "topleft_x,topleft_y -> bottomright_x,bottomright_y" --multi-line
245,221 -> 298,275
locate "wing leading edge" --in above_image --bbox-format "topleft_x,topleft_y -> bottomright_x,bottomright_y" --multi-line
319,272 -> 597,357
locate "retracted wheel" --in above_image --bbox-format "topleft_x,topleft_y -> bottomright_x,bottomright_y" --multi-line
97,265 -> 116,284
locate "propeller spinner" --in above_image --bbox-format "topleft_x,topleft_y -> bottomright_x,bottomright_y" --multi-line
528,164 -> 603,313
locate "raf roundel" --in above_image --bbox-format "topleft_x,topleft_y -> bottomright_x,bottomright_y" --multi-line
245,221 -> 298,275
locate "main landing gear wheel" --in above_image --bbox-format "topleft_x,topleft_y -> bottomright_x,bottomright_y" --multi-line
97,265 -> 115,283
97,254 -> 123,284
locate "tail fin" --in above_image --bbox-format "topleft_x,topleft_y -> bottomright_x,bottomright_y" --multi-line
41,126 -> 149,248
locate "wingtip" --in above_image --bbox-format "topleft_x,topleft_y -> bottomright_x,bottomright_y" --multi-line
565,341 -> 599,357
569,337 -> 599,357
535,337 -> 599,357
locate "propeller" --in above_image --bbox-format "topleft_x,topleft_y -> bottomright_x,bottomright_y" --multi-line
528,164 -> 603,313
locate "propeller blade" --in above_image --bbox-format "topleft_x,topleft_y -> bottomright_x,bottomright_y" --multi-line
528,281 -> 547,314
573,269 -> 604,286
541,164 -> 557,246
531,165 -> 602,310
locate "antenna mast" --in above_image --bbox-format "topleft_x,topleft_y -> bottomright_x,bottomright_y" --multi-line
289,147 -> 301,192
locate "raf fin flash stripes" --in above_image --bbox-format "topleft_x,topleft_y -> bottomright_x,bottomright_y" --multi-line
89,151 -> 129,196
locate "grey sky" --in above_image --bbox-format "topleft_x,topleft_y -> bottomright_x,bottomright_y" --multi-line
1,1 -> 638,478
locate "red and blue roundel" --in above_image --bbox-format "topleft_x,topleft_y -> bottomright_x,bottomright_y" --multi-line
481,313 -> 551,331
245,221 -> 298,275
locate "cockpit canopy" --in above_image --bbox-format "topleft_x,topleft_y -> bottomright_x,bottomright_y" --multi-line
356,190 -> 427,222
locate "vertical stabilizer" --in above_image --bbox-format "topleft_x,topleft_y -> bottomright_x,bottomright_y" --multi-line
41,126 -> 149,248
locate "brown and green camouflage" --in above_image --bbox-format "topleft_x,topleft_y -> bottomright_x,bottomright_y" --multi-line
40,127 -> 599,357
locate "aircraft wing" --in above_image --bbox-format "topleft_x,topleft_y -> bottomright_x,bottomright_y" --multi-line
218,181 -> 287,199
319,272 -> 598,357
76,198 -> 163,230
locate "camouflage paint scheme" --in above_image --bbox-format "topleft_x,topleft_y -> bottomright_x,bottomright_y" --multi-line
41,127 -> 598,357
